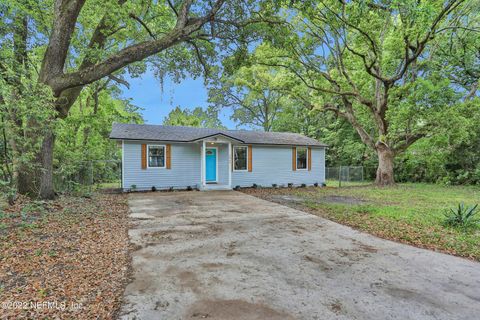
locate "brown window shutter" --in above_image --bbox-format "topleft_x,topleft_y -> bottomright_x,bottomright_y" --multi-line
141,144 -> 147,169
308,147 -> 312,171
248,145 -> 252,172
166,144 -> 171,169
292,147 -> 296,171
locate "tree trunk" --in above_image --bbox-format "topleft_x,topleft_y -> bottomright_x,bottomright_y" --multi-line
38,130 -> 56,199
375,143 -> 395,186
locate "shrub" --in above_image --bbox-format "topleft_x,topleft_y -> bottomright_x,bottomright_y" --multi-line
169,187 -> 174,192
252,183 -> 258,189
272,184 -> 277,188
151,186 -> 157,192
187,186 -> 193,191
234,185 -> 241,190
0,180 -> 16,205
130,184 -> 137,192
300,183 -> 306,188
287,183 -> 293,188
314,182 -> 319,187
443,203 -> 479,229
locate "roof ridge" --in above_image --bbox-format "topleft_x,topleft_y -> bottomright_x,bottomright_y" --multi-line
110,123 -> 327,146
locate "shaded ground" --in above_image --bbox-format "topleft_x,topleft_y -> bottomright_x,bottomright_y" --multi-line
121,190 -> 480,320
270,194 -> 368,205
0,194 -> 131,319
243,184 -> 480,260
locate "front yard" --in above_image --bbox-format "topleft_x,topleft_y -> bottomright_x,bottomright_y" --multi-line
0,194 -> 131,319
242,183 -> 480,261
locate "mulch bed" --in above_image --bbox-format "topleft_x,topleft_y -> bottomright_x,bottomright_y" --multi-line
0,194 -> 131,319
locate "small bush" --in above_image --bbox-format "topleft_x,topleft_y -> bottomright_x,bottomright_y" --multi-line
130,184 -> 137,192
300,183 -> 306,188
288,183 -> 293,188
272,184 -> 277,188
252,183 -> 258,189
234,185 -> 241,190
443,203 -> 479,229
187,186 -> 193,191
151,186 -> 157,192
169,187 -> 174,192
0,180 -> 16,205
314,182 -> 319,187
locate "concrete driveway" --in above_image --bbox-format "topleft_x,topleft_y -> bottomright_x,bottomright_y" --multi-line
120,191 -> 480,320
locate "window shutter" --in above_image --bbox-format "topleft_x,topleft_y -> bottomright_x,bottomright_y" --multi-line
141,144 -> 147,169
292,147 -> 296,171
248,145 -> 252,172
308,147 -> 312,171
166,144 -> 171,169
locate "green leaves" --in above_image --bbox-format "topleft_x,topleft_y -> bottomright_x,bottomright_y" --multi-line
163,106 -> 225,129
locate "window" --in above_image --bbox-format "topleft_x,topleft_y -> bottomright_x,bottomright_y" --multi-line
296,147 -> 307,170
234,146 -> 248,171
148,145 -> 165,168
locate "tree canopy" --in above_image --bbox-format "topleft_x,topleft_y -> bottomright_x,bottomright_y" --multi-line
0,0 -> 479,199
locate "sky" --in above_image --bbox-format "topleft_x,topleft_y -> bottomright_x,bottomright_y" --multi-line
119,70 -> 237,129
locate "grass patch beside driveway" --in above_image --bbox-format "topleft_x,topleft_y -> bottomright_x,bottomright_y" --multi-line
242,183 -> 480,261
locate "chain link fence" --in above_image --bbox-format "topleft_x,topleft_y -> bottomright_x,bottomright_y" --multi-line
54,160 -> 122,194
326,166 -> 375,187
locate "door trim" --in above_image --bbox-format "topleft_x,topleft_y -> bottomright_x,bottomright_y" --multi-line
205,147 -> 218,183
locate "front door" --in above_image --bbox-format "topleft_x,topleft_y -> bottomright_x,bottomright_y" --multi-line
205,148 -> 217,183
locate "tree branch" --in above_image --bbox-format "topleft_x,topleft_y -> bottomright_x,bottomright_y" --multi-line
49,0 -> 226,93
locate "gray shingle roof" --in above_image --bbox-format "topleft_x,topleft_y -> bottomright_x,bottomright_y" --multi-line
110,123 -> 327,147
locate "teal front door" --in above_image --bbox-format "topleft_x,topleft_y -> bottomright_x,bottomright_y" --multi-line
205,148 -> 217,182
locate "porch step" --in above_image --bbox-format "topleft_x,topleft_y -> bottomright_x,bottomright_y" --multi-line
200,184 -> 232,191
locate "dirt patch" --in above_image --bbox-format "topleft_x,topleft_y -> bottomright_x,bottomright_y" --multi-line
226,241 -> 237,257
201,262 -> 225,269
270,195 -> 304,203
321,195 -> 367,205
262,191 -> 367,206
303,255 -> 333,272
178,271 -> 202,294
356,243 -> 378,253
147,224 -> 224,244
328,300 -> 343,315
186,299 -> 295,320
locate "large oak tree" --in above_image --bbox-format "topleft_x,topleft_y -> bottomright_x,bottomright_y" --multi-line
258,0 -> 478,185
1,0 -> 275,198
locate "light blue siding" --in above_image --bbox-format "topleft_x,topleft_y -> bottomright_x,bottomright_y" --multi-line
122,141 -> 325,190
232,146 -> 325,187
217,144 -> 229,185
123,141 -> 201,190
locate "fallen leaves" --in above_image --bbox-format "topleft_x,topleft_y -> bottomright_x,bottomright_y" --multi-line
0,194 -> 131,319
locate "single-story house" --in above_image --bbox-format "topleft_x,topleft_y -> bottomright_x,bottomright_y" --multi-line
109,123 -> 327,191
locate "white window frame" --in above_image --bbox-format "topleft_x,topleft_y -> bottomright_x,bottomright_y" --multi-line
296,146 -> 308,171
233,145 -> 249,172
147,144 -> 166,169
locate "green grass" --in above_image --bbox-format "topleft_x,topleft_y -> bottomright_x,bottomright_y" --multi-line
326,179 -> 372,187
264,183 -> 480,260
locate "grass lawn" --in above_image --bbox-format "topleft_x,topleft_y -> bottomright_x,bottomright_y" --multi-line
242,183 -> 480,261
